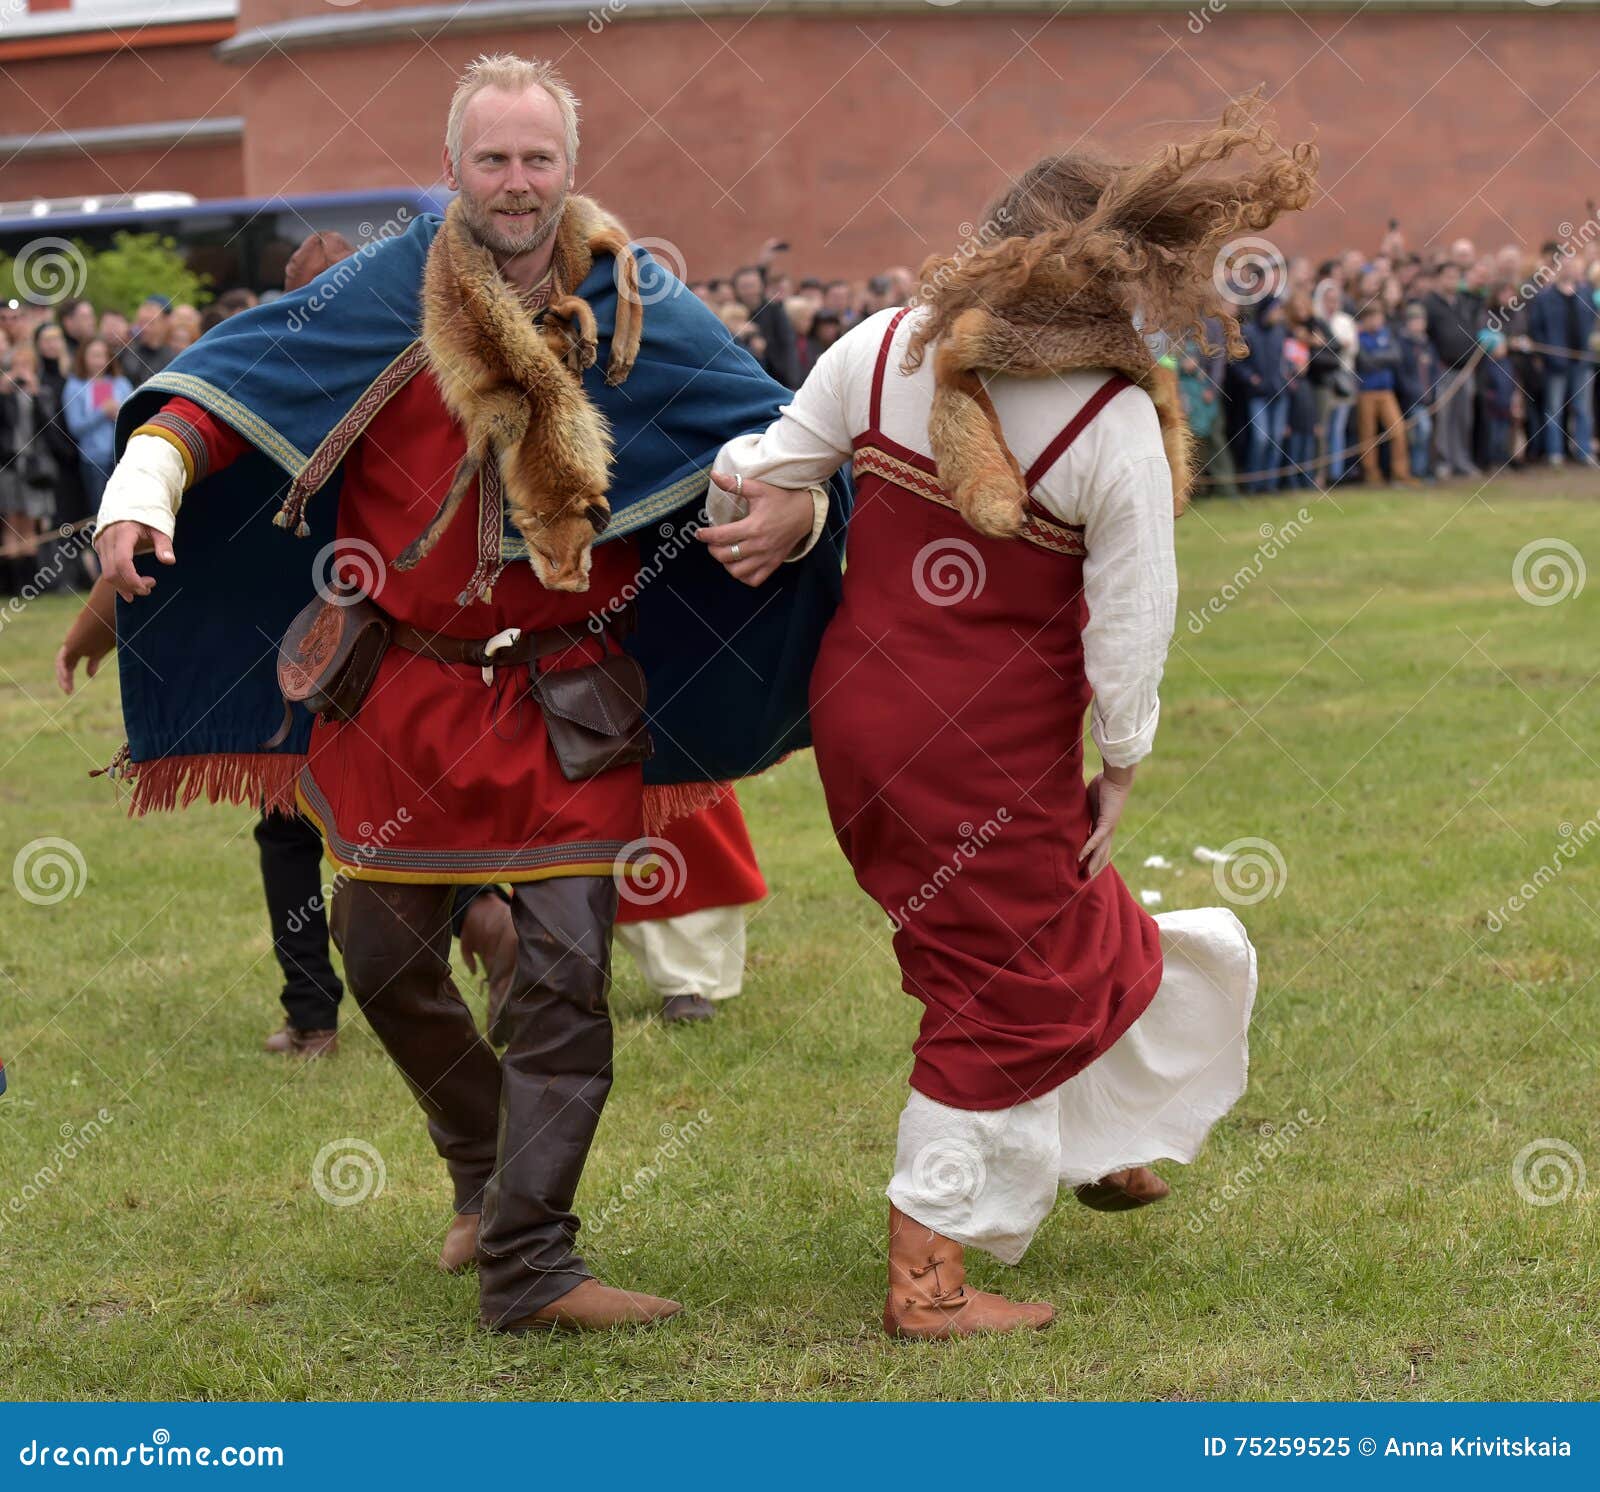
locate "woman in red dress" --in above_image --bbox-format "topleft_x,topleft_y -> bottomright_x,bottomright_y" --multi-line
700,96 -> 1316,1337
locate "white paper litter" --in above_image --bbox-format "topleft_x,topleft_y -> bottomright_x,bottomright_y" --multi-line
1193,845 -> 1234,865
1142,854 -> 1172,869
1139,889 -> 1163,907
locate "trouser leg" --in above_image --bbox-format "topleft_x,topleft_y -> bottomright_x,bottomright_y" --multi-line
1356,392 -> 1382,482
330,880 -> 500,1214
1381,391 -> 1410,477
477,874 -> 619,1326
254,809 -> 342,1031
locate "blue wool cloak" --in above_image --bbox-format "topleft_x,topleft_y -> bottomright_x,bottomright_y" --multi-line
109,211 -> 848,807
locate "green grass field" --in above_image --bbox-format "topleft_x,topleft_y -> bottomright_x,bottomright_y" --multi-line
4,478 -> 1600,1401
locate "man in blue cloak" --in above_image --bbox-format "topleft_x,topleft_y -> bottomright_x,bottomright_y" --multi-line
92,54 -> 845,1333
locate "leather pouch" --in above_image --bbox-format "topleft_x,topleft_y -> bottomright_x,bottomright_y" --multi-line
264,586 -> 391,746
531,651 -> 653,781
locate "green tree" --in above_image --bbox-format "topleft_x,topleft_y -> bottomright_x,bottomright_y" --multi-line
85,232 -> 212,316
0,231 -> 212,317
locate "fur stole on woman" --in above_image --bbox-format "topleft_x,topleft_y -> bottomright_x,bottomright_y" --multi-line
399,193 -> 643,592
926,278 -> 1194,539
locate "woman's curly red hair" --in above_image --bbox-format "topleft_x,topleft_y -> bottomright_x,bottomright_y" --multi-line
903,90 -> 1319,374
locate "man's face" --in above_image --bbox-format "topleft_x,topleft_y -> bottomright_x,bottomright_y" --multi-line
1451,238 -> 1475,270
64,303 -> 95,340
444,86 -> 572,259
824,283 -> 851,314
99,312 -> 129,345
733,272 -> 764,311
135,302 -> 168,342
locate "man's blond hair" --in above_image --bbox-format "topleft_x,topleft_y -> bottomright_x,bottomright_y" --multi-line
445,54 -> 580,173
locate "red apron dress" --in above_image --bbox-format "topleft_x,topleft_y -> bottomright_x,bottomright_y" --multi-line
808,310 -> 1165,1111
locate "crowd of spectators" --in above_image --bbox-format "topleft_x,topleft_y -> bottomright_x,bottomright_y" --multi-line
698,229 -> 1600,497
5,222 -> 1598,599
1178,228 -> 1600,495
0,288 -> 257,595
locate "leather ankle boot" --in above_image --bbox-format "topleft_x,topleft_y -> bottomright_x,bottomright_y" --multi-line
1074,1165 -> 1170,1212
883,1204 -> 1053,1339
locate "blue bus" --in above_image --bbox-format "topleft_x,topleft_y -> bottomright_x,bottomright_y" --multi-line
0,187 -> 452,298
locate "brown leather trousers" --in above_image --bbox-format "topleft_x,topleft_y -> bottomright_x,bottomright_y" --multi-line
330,874 -> 617,1326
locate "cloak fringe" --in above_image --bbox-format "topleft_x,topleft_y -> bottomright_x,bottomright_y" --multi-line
643,780 -> 728,836
117,748 -> 722,838
123,752 -> 305,818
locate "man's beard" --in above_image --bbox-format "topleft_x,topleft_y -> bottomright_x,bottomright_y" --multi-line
458,186 -> 567,259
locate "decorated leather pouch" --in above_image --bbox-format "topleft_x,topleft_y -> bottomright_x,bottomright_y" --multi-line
262,585 -> 391,748
531,651 -> 653,781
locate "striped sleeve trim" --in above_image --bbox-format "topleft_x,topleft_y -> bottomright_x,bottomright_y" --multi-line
131,410 -> 208,488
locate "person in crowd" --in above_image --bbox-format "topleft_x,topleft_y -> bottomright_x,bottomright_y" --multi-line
120,296 -> 174,388
797,277 -> 826,308
98,309 -> 131,358
0,340 -> 61,591
732,262 -> 802,388
57,297 -> 98,359
1423,259 -> 1485,477
169,303 -> 202,345
1353,300 -> 1417,487
1241,296 -> 1290,493
786,296 -> 819,380
1528,253 -> 1599,467
1178,328 -> 1239,497
811,308 -> 845,355
32,321 -> 89,576
1395,301 -> 1440,481
62,336 -> 130,510
1479,327 -> 1516,471
861,274 -> 897,317
822,279 -> 857,326
1311,277 -> 1358,484
1283,313 -> 1319,489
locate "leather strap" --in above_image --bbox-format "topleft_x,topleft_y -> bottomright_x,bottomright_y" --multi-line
389,614 -> 624,669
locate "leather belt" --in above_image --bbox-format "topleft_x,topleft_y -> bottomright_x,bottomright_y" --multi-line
388,605 -> 633,684
391,619 -> 593,668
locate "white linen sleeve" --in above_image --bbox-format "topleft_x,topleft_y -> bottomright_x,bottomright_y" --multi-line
95,434 -> 188,538
1070,453 -> 1178,767
705,333 -> 857,546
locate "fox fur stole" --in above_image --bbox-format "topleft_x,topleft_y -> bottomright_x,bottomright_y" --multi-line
397,193 -> 644,593
926,278 -> 1195,539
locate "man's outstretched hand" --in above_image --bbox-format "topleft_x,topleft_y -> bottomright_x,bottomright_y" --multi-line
697,470 -> 816,586
95,521 -> 175,603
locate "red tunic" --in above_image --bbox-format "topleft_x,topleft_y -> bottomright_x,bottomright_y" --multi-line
806,311 -> 1165,1111
614,789 -> 767,924
154,379 -> 644,884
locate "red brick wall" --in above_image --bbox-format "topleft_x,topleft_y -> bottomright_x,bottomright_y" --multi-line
0,39 -> 245,199
4,5 -> 1598,280
229,5 -> 1600,278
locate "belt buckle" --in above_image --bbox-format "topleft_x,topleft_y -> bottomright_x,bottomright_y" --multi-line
480,627 -> 522,686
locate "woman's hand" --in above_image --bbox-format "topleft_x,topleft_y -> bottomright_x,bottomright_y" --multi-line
697,470 -> 816,586
1080,763 -> 1137,879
